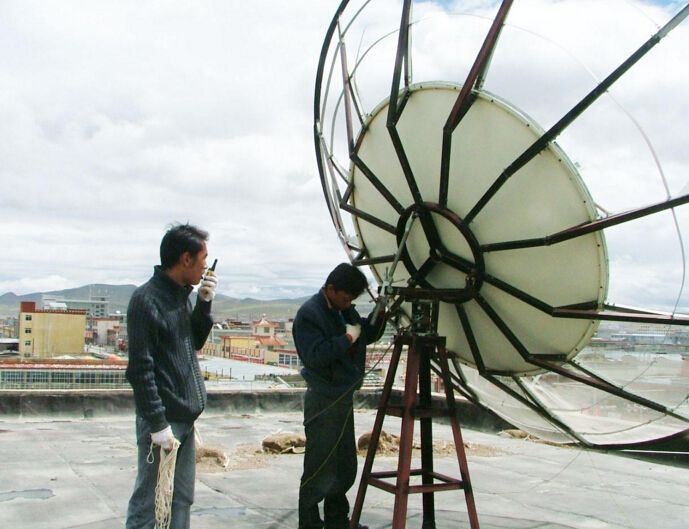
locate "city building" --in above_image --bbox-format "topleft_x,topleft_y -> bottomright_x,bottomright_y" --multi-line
42,294 -> 109,318
276,348 -> 301,369
0,338 -> 19,354
0,316 -> 19,338
204,317 -> 289,364
93,316 -> 125,347
18,302 -> 87,358
252,317 -> 277,336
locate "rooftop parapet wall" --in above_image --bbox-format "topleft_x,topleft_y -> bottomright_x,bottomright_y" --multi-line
0,388 -> 510,432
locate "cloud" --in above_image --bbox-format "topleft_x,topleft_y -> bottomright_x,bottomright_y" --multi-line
0,0 -> 687,315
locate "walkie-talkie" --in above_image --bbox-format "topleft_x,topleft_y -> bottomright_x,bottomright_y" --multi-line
203,259 -> 218,281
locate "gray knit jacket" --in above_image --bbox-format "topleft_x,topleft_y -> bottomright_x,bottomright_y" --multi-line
126,266 -> 213,432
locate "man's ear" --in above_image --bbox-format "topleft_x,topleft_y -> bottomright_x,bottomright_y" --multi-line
179,251 -> 193,268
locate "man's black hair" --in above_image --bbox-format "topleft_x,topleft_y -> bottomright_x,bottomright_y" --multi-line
160,223 -> 209,269
325,263 -> 368,297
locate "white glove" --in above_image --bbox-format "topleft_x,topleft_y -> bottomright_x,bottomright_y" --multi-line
198,272 -> 218,302
151,425 -> 176,450
345,323 -> 361,343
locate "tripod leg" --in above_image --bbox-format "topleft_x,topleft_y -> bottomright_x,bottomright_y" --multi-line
419,341 -> 436,529
392,336 -> 421,529
437,343 -> 480,529
350,339 -> 404,529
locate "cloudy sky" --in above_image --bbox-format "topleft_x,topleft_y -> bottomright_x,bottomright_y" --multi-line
1,0 -> 687,312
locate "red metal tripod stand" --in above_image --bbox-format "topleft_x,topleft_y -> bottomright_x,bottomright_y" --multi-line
350,332 -> 480,529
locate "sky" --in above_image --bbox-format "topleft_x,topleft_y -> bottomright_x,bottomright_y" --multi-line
0,0 -> 688,312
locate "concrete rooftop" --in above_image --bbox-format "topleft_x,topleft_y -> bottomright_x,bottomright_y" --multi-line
1,390 -> 688,529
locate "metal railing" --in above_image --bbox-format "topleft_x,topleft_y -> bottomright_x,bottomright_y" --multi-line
0,368 -> 129,390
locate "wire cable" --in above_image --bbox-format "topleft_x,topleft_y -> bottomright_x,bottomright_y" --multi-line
299,335 -> 399,489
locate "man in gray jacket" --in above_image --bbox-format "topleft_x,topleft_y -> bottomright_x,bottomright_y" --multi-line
125,223 -> 218,529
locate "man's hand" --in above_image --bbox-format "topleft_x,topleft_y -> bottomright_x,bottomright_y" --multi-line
198,272 -> 218,302
346,323 -> 361,343
151,425 -> 176,450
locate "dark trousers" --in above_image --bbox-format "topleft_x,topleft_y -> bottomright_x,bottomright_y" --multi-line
125,417 -> 196,529
299,389 -> 357,529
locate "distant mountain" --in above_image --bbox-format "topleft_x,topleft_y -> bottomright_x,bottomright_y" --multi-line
210,295 -> 309,320
0,292 -> 22,305
0,284 -> 137,317
0,284 -> 312,320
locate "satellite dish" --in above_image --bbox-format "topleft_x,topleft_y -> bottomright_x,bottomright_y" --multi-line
314,0 -> 689,446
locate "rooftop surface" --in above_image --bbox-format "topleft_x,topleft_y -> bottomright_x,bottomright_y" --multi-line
1,391 -> 687,529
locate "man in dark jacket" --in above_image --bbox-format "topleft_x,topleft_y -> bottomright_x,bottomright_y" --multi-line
293,263 -> 385,529
125,223 -> 218,529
